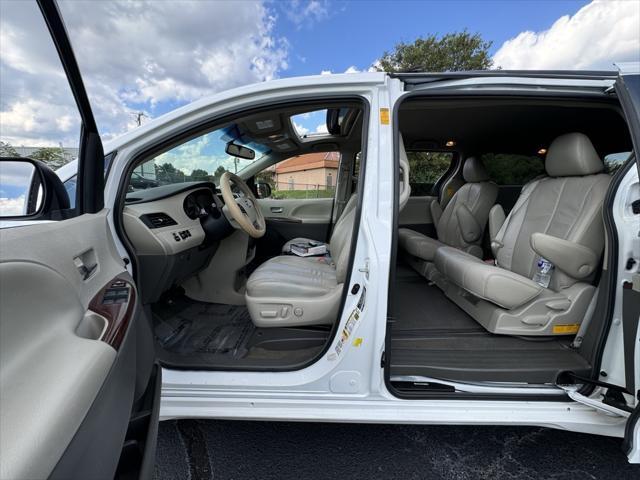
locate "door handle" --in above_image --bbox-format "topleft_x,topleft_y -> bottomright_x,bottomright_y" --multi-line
74,249 -> 98,280
270,207 -> 283,213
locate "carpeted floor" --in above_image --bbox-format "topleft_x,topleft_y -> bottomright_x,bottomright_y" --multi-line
153,300 -> 255,359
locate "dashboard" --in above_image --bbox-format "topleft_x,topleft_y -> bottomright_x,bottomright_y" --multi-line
122,182 -> 233,303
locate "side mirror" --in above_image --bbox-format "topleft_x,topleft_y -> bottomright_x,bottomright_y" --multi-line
255,182 -> 272,199
0,158 -> 70,219
225,142 -> 256,160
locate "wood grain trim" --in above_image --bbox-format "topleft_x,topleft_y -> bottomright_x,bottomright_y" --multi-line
88,274 -> 137,350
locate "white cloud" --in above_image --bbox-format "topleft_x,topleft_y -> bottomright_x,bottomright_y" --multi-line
315,123 -> 328,134
284,0 -> 329,29
293,122 -> 309,135
493,0 -> 640,70
320,63 -> 378,75
368,60 -> 382,72
0,0 -> 289,147
0,195 -> 26,216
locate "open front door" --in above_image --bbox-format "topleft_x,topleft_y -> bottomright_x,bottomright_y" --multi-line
0,1 -> 158,479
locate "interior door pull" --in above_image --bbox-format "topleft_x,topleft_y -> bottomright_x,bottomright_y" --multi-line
270,207 -> 283,213
78,263 -> 98,280
74,249 -> 99,280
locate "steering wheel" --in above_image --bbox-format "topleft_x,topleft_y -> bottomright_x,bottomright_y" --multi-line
219,171 -> 266,238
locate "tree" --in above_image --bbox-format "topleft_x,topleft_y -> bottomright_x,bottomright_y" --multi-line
155,162 -> 184,184
30,146 -> 67,169
376,30 -> 493,73
0,141 -> 19,158
406,151 -> 453,195
189,168 -> 210,181
212,165 -> 227,183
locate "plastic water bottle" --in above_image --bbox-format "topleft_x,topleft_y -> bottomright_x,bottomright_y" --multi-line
533,257 -> 554,288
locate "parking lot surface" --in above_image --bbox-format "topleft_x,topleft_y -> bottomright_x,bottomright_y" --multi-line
155,419 -> 640,479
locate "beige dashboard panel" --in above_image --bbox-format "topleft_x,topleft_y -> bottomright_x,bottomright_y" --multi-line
123,188 -> 208,256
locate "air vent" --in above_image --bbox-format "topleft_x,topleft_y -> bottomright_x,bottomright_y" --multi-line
140,212 -> 177,229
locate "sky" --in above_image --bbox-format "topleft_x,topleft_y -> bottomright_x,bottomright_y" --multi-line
0,0 -> 639,151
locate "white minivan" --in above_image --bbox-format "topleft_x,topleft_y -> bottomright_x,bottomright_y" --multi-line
1,2 -> 639,478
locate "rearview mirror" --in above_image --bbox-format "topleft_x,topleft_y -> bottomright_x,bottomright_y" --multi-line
0,158 -> 69,218
226,142 -> 256,160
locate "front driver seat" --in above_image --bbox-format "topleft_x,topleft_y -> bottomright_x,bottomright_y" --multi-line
245,136 -> 412,327
434,132 -> 611,336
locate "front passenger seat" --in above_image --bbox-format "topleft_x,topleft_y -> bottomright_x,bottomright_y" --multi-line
245,136 -> 412,327
434,132 -> 611,336
398,156 -> 497,278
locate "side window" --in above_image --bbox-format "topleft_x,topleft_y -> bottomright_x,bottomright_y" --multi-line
257,152 -> 341,200
63,175 -> 78,209
406,151 -> 454,196
481,153 -> 545,186
0,1 -> 81,218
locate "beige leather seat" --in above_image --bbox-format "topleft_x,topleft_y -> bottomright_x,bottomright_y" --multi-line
246,137 -> 412,327
434,132 -> 610,336
398,157 -> 497,279
246,202 -> 355,326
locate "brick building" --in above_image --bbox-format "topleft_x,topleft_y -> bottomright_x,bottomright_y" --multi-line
273,151 -> 339,191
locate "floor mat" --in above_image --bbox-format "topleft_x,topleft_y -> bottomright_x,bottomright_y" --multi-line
392,263 -> 482,334
389,262 -> 590,383
153,299 -> 255,359
151,295 -> 330,369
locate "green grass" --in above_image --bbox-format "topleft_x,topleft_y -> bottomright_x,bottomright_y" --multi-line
270,189 -> 335,200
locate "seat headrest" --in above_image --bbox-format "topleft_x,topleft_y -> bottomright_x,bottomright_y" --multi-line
545,133 -> 604,177
463,157 -> 489,183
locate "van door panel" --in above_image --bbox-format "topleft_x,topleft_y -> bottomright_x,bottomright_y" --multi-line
257,198 -> 333,258
0,212 -> 137,480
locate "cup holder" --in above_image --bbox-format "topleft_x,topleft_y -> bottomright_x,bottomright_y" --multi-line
76,311 -> 108,341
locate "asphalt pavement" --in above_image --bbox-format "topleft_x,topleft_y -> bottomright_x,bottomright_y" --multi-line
154,419 -> 640,479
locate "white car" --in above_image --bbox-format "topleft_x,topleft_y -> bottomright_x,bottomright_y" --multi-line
1,4 -> 639,479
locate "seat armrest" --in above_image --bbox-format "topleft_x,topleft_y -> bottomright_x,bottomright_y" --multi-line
489,204 -> 506,255
430,199 -> 442,226
489,205 -> 505,242
530,232 -> 599,279
455,204 -> 482,243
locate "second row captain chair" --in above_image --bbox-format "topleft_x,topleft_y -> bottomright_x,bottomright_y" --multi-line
434,132 -> 610,336
398,156 -> 498,280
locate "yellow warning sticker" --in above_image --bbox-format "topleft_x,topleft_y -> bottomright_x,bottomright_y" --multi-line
379,108 -> 390,125
553,324 -> 579,334
352,337 -> 363,347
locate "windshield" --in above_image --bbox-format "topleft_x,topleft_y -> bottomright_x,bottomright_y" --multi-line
128,125 -> 270,191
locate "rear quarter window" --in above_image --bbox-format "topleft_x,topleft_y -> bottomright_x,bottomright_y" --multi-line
406,151 -> 454,196
481,153 -> 545,186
